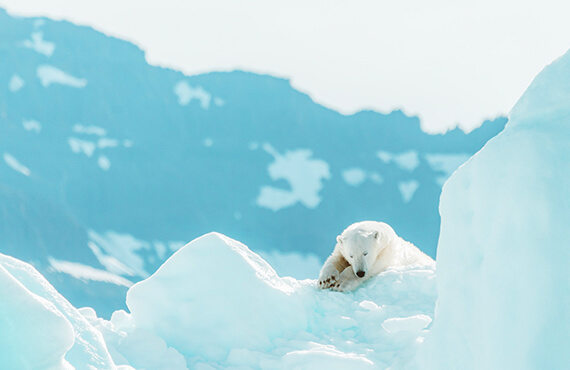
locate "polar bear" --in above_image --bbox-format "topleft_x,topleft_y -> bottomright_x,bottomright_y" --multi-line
317,221 -> 434,291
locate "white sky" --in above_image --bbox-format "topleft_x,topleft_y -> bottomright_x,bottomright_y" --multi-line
2,0 -> 570,133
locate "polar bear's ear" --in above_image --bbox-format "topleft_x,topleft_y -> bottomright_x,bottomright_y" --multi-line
373,231 -> 379,240
336,236 -> 344,244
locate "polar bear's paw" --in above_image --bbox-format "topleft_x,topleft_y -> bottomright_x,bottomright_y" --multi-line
317,269 -> 340,289
329,279 -> 359,292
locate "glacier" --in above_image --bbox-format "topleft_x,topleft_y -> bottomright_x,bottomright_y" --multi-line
421,49 -> 570,368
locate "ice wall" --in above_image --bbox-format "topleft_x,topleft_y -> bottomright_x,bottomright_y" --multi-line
422,50 -> 570,369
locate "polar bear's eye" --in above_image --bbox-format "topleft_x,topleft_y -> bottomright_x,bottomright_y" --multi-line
363,252 -> 368,256
349,255 -> 353,259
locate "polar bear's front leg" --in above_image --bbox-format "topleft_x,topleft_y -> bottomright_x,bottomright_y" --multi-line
330,268 -> 366,292
317,261 -> 340,289
317,250 -> 349,289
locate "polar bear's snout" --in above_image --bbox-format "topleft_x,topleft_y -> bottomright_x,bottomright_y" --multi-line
356,270 -> 366,278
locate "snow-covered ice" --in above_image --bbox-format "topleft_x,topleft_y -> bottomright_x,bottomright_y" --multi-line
0,253 -> 116,369
116,232 -> 437,369
421,49 -> 570,369
0,232 -> 436,369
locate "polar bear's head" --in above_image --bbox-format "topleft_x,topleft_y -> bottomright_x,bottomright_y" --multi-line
336,222 -> 394,279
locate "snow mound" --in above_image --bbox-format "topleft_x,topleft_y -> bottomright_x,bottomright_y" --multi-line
116,232 -> 437,368
421,50 -> 570,369
0,254 -> 116,369
126,233 -> 307,361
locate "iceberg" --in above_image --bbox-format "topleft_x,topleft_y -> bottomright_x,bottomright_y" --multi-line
421,50 -> 570,368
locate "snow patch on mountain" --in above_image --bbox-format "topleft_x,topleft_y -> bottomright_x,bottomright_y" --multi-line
3,152 -> 31,176
342,168 -> 367,187
37,65 -> 87,88
22,119 -> 41,133
97,138 -> 119,149
8,74 -> 25,92
256,143 -> 331,211
48,257 -> 133,287
68,137 -> 96,157
173,81 -> 211,109
398,180 -> 420,203
342,168 -> 384,187
98,155 -> 111,171
378,150 -> 420,172
424,153 -> 470,186
73,124 -> 107,136
88,230 -> 151,278
21,31 -> 55,57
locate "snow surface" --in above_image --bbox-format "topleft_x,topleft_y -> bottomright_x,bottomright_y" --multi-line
120,232 -> 436,369
1,232 -> 437,369
37,65 -> 87,88
421,49 -> 570,369
256,143 -> 331,211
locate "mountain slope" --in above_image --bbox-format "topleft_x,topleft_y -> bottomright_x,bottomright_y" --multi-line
0,8 -> 506,316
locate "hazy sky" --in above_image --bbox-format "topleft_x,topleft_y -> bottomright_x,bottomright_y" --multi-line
2,0 -> 570,133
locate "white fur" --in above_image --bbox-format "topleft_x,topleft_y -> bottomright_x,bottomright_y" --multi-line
317,221 -> 434,291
